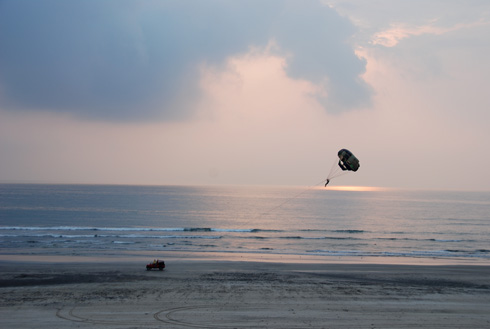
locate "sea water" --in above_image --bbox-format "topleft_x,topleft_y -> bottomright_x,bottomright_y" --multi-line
0,184 -> 489,263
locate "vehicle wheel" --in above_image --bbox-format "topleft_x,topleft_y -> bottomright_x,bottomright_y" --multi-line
159,267 -> 163,271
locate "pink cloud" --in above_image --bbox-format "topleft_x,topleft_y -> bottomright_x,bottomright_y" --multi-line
372,19 -> 489,47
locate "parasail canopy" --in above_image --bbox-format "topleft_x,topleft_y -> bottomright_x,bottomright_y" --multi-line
325,149 -> 360,186
337,149 -> 360,172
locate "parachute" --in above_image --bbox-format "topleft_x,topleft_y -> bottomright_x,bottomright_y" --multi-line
325,149 -> 360,186
337,149 -> 360,172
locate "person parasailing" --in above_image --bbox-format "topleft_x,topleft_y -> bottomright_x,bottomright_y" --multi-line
325,148 -> 360,186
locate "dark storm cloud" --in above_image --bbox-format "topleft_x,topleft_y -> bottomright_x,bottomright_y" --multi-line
270,2 -> 371,111
0,0 -> 370,121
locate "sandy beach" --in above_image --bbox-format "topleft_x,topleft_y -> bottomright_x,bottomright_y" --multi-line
1,255 -> 489,329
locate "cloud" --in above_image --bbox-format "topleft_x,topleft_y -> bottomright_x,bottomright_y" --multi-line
0,0 -> 370,122
0,51 -> 362,186
270,1 -> 371,112
372,19 -> 490,47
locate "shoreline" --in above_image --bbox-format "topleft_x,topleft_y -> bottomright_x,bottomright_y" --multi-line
1,249 -> 490,266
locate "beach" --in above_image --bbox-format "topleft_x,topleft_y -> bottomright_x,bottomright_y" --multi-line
1,256 -> 489,328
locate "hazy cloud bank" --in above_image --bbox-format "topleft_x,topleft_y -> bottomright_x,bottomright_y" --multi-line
0,0 -> 370,121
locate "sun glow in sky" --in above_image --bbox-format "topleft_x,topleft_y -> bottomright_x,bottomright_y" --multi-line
1,0 -> 489,191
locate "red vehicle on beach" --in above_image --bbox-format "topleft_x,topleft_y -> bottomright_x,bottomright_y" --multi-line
146,260 -> 165,271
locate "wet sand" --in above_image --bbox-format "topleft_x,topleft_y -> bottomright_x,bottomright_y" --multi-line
1,258 -> 490,328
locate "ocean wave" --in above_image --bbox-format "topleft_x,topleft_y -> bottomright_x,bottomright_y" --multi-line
430,239 -> 466,242
333,230 -> 366,233
240,235 -> 363,241
299,229 -> 368,233
376,237 -> 472,243
305,249 -> 490,258
281,236 -> 362,240
0,226 -> 282,233
111,241 -> 134,244
0,233 -> 222,239
446,249 -> 490,254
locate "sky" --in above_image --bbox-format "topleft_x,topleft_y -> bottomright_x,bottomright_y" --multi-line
1,0 -> 489,191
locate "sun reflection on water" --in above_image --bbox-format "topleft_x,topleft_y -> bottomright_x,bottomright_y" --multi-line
325,186 -> 388,192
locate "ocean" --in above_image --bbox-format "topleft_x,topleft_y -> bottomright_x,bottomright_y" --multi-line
0,184 -> 489,264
